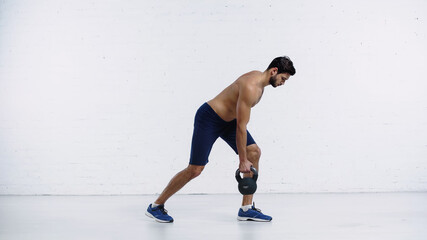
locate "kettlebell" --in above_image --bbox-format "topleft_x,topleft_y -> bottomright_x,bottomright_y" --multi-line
235,166 -> 258,195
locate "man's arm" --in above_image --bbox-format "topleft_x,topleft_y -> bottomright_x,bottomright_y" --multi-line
236,85 -> 256,173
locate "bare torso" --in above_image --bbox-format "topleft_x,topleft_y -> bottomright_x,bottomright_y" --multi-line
207,71 -> 265,122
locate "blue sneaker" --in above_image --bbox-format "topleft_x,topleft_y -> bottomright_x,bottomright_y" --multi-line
237,203 -> 272,222
145,204 -> 174,223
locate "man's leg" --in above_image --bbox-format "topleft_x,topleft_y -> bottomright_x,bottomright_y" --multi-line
147,103 -> 219,222
154,103 -> 217,205
237,143 -> 272,221
242,144 -> 261,206
155,164 -> 205,205
146,164 -> 204,222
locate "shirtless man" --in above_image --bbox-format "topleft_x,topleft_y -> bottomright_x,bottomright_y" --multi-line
146,56 -> 296,223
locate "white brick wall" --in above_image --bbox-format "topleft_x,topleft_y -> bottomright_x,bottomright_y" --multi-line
1,0 -> 426,195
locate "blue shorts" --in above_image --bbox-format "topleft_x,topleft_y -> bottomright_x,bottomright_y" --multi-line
189,102 -> 256,166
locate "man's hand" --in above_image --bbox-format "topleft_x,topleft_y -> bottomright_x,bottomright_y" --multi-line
239,159 -> 253,173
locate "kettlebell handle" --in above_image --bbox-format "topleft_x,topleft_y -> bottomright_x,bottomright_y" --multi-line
235,166 -> 258,182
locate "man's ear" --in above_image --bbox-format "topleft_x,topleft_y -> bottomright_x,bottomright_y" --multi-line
270,67 -> 278,76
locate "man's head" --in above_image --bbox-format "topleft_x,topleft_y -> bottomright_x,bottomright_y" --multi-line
267,56 -> 296,88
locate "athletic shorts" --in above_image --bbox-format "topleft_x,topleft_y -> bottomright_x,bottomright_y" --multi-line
189,102 -> 256,166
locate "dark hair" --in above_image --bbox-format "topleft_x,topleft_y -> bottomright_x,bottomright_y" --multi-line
267,56 -> 296,75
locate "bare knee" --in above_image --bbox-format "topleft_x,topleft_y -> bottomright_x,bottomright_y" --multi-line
247,144 -> 261,163
186,165 -> 204,179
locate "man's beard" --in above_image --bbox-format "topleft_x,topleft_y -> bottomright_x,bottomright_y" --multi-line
269,76 -> 278,88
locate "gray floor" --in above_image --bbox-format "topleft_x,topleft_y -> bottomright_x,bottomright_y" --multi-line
1,193 -> 426,240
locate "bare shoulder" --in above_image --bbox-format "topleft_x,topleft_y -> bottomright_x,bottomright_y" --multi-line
236,71 -> 262,91
236,71 -> 262,103
237,71 -> 262,87
240,70 -> 263,79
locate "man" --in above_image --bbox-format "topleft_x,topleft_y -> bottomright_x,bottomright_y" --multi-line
146,56 -> 296,223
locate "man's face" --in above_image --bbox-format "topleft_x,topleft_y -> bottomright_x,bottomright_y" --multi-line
269,72 -> 291,88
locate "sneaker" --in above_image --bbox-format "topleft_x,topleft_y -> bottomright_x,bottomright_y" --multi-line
145,204 -> 174,223
237,203 -> 272,222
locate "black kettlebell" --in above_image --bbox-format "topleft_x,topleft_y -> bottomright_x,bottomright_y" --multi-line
235,166 -> 258,195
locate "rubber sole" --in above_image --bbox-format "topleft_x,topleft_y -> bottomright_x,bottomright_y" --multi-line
237,216 -> 272,222
145,211 -> 173,223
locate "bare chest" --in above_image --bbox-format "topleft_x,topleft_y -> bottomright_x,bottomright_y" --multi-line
252,88 -> 264,107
